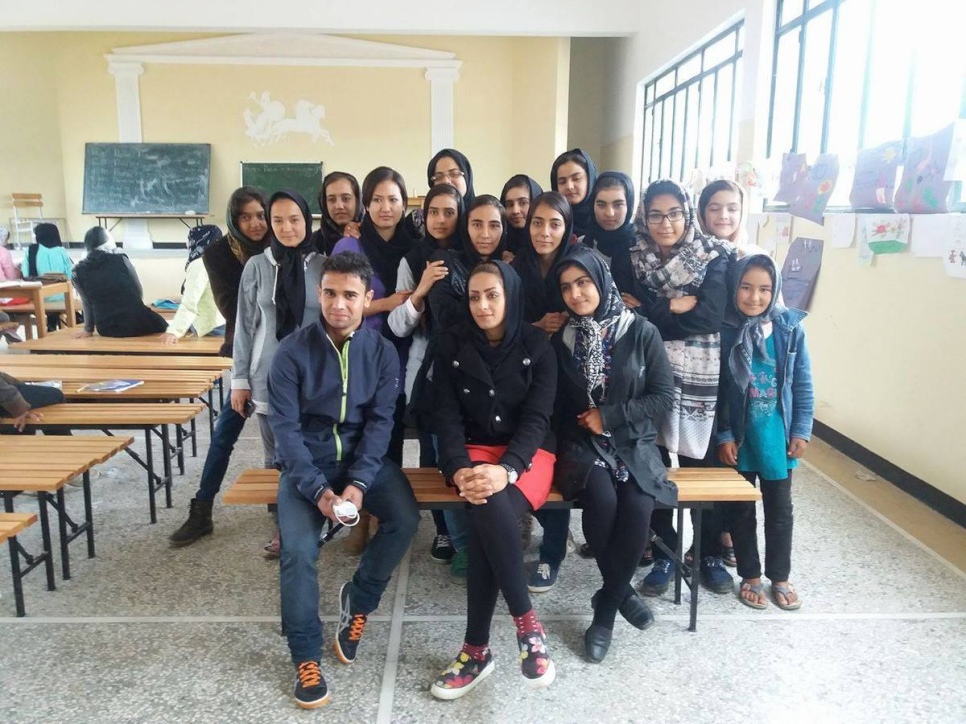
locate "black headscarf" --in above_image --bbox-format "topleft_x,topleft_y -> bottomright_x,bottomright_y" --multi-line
585,172 -> 635,258
555,245 -> 627,407
405,184 -> 464,285
466,260 -> 524,369
448,196 -> 508,298
550,148 -> 598,238
268,190 -> 314,341
724,253 -> 783,395
26,222 -> 63,277
226,192 -> 268,264
313,171 -> 362,256
357,215 -> 413,294
500,175 -> 544,254
511,192 -> 576,323
427,148 -> 476,207
186,224 -> 222,271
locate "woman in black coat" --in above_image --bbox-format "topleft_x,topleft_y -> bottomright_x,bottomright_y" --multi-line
552,246 -> 675,663
429,260 -> 557,700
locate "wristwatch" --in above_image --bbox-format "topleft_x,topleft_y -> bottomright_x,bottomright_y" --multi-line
499,463 -> 518,485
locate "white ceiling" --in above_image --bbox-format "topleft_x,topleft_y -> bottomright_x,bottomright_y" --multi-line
2,0 -> 641,36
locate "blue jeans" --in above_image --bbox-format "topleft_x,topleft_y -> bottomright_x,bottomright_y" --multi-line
535,508 -> 570,568
277,459 -> 420,664
194,382 -> 247,503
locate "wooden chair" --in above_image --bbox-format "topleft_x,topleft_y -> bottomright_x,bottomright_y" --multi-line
11,193 -> 44,248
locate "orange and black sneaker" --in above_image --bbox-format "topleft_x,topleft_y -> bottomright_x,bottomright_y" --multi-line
293,660 -> 330,709
334,581 -> 367,664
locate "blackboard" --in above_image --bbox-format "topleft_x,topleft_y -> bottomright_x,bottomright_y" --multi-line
83,143 -> 211,214
241,162 -> 324,215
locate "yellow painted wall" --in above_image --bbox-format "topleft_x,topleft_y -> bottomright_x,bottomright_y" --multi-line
567,38 -> 605,166
1,31 -> 568,245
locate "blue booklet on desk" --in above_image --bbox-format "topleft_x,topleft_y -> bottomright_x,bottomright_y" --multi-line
152,299 -> 180,310
77,379 -> 144,393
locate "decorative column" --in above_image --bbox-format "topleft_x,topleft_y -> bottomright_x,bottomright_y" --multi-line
107,60 -> 151,250
425,67 -> 460,154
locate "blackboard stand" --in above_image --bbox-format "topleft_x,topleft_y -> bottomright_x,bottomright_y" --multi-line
95,214 -> 209,233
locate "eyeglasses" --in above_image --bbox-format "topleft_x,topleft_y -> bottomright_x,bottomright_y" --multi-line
645,210 -> 685,225
431,170 -> 465,183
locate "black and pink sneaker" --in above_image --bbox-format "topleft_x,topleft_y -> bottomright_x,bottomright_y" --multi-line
430,649 -> 495,700
517,626 -> 555,689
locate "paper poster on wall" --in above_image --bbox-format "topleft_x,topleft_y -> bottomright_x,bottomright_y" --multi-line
943,119 -> 966,182
895,124 -> 954,213
781,237 -> 824,310
827,213 -> 855,249
943,216 -> 966,280
857,223 -> 875,266
910,214 -> 950,258
773,212 -> 792,248
773,153 -> 808,203
863,214 -> 909,254
849,141 -> 902,209
789,154 -> 839,223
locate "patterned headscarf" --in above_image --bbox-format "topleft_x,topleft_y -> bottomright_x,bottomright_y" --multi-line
556,245 -> 627,408
629,179 -> 735,295
725,253 -> 783,395
186,224 -> 222,271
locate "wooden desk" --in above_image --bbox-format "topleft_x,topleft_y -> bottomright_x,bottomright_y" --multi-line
95,213 -> 208,232
0,281 -> 76,339
9,328 -> 225,355
0,352 -> 232,371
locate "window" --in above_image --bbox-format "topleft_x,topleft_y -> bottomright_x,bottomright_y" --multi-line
640,22 -> 744,186
767,0 -> 966,161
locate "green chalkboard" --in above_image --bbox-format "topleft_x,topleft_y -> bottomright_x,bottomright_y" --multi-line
82,143 -> 211,214
241,162 -> 324,215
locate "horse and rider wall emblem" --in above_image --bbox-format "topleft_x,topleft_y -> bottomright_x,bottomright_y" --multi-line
243,92 -> 336,146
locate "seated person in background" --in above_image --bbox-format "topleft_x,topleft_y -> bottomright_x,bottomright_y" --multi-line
159,224 -> 226,344
72,227 -> 168,338
0,225 -> 20,281
0,369 -> 65,431
21,222 -> 74,331
269,252 -> 419,710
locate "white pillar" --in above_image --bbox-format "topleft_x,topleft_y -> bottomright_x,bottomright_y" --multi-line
107,60 -> 151,250
425,67 -> 460,154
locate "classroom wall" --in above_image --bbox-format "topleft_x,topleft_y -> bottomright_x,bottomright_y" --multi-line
0,32 -> 569,245
567,38 -> 605,166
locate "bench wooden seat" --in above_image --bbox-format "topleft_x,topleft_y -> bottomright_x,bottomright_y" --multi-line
0,352 -> 232,371
9,328 -> 226,355
1,367 -> 221,384
222,465 -> 760,632
0,512 -> 46,616
1,403 -> 204,523
0,436 -> 134,582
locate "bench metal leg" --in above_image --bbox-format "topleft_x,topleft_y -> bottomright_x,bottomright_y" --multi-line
174,423 -> 185,475
689,506 -> 703,633
83,471 -> 95,558
53,489 -> 70,580
145,427 -> 157,524
674,506 -> 684,605
7,533 -> 27,617
163,424 -> 174,509
35,494 -> 56,591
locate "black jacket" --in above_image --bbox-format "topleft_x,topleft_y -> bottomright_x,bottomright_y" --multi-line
433,322 -> 557,481
203,236 -> 246,357
552,314 -> 678,506
614,252 -> 730,341
72,251 -> 167,338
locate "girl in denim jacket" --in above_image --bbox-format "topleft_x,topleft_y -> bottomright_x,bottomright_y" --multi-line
716,254 -> 814,610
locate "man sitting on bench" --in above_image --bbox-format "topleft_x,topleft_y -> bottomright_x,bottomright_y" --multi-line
268,251 -> 419,710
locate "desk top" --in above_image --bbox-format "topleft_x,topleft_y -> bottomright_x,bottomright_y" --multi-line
9,328 -> 225,355
0,352 -> 232,370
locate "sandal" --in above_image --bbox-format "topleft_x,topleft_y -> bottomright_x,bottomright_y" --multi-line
738,580 -> 768,610
721,546 -> 737,567
771,583 -> 802,610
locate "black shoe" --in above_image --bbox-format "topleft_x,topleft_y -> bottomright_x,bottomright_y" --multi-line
576,542 -> 595,559
334,582 -> 367,664
293,660 -> 330,709
591,590 -> 655,631
430,533 -> 454,563
168,498 -> 213,547
583,624 -> 612,663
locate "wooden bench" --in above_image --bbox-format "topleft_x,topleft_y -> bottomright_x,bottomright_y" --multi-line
9,328 -> 226,356
0,436 -> 133,582
0,512 -> 48,617
0,403 -> 205,523
223,466 -> 761,631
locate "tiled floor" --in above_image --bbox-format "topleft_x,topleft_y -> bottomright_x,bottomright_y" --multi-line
2,421 -> 965,723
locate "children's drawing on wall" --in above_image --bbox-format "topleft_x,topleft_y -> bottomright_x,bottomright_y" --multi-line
857,223 -> 874,266
789,153 -> 839,223
773,153 -> 808,203
909,214 -> 949,258
942,216 -> 966,280
863,214 -> 910,254
773,212 -> 792,250
243,92 -> 335,147
894,124 -> 954,213
781,237 -> 824,310
827,213 -> 855,249
849,141 -> 902,210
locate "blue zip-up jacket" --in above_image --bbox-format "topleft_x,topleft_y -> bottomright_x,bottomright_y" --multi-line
717,307 -> 814,447
268,319 -> 400,503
